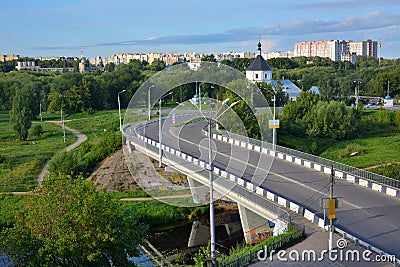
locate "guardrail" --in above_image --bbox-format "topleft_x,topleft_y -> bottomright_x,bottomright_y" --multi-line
124,122 -> 399,265
218,130 -> 400,190
220,230 -> 305,267
126,123 -> 293,226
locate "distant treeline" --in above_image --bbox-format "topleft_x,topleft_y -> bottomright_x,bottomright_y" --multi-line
1,55 -> 400,116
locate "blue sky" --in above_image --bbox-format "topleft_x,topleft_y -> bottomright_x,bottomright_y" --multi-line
2,0 -> 400,58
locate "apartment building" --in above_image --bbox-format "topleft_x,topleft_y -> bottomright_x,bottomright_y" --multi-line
294,39 -> 378,62
348,40 -> 378,59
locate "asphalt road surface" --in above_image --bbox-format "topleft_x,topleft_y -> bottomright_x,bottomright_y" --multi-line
129,114 -> 400,258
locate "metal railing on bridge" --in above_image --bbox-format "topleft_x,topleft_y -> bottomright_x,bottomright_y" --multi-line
128,133 -> 292,225
219,131 -> 400,189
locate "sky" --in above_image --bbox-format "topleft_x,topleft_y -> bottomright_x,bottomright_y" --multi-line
2,0 -> 400,59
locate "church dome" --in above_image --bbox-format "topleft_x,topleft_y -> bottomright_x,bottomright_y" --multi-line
246,41 -> 272,71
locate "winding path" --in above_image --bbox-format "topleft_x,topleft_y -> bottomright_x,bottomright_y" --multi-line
37,121 -> 87,184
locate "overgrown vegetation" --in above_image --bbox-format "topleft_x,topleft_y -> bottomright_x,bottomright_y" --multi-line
371,163 -> 400,180
0,194 -> 24,229
193,227 -> 304,266
1,174 -> 146,266
121,201 -> 209,227
0,112 -> 77,192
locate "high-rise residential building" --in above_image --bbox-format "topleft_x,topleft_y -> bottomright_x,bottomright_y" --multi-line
348,39 -> 378,59
294,40 -> 343,61
294,39 -> 379,62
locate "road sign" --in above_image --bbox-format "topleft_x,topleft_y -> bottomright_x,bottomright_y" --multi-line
328,199 -> 336,219
269,119 -> 279,129
320,197 -> 343,209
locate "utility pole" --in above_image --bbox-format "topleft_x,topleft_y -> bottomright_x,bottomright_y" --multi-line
118,89 -> 126,132
328,167 -> 335,251
208,118 -> 216,265
39,100 -> 42,122
148,85 -> 155,121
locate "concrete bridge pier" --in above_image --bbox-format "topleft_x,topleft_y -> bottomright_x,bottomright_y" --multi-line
187,221 -> 210,247
187,177 -> 210,204
238,204 -> 287,244
187,176 -> 226,204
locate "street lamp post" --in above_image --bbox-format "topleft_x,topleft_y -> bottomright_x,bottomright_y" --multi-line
61,105 -> 66,143
158,92 -> 172,168
207,99 -> 240,266
207,117 -> 216,264
214,98 -> 230,131
118,89 -> 126,132
175,98 -> 238,266
39,100 -> 42,122
148,85 -> 155,121
273,94 -> 276,150
354,81 -> 361,105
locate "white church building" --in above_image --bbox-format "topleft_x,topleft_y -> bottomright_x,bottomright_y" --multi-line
246,41 -> 302,101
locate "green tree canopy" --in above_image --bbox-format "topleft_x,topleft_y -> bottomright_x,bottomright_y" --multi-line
1,175 -> 146,266
9,76 -> 41,140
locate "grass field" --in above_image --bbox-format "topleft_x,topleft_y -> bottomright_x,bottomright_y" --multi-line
0,111 -> 77,192
65,109 -> 121,137
64,109 -> 146,136
319,133 -> 400,168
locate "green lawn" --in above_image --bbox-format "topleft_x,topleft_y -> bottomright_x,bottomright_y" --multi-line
319,134 -> 400,168
65,109 -> 121,137
0,112 -> 77,192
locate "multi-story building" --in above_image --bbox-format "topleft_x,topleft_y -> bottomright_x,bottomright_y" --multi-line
15,61 -> 75,72
294,40 -> 342,61
0,54 -> 20,62
263,51 -> 294,59
294,39 -> 378,62
348,39 -> 378,59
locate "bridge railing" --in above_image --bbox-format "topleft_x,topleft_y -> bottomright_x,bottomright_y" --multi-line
127,125 -> 293,226
219,130 -> 400,189
219,230 -> 305,267
126,123 -> 399,265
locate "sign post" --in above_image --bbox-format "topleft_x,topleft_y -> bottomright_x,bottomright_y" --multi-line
320,168 -> 343,251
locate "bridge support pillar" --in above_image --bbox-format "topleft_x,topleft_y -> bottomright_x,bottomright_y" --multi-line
187,177 -> 209,204
273,219 -> 287,236
187,221 -> 210,247
238,204 -> 274,244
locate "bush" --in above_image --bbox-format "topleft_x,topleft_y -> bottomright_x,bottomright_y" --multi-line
48,150 -> 87,177
30,124 -> 44,139
84,131 -> 122,170
396,110 -> 400,130
371,164 -> 400,180
377,108 -> 394,126
338,143 -> 363,159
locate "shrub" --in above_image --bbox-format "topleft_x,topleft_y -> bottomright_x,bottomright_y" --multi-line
396,110 -> 400,130
48,150 -> 87,177
338,143 -> 363,159
30,124 -> 44,139
377,108 -> 394,126
371,164 -> 400,180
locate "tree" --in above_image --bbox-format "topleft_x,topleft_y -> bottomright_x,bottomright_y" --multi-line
396,109 -> 400,130
30,124 -> 44,139
305,101 -> 357,140
1,175 -> 146,266
280,91 -> 322,136
149,60 -> 166,71
201,54 -> 217,62
9,84 -> 36,140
